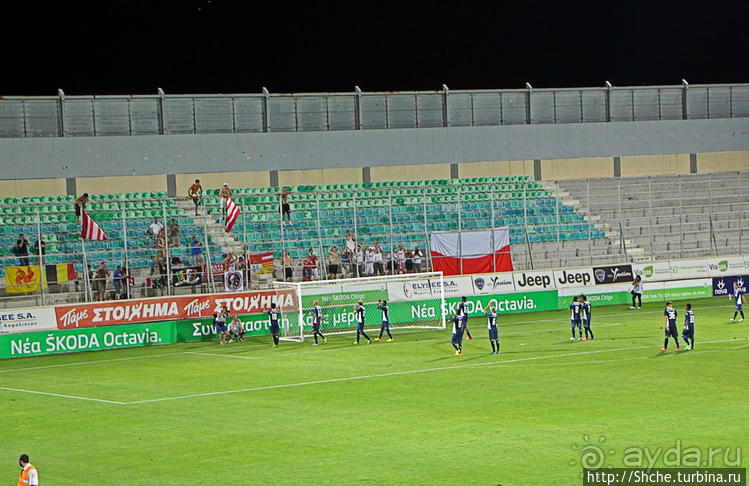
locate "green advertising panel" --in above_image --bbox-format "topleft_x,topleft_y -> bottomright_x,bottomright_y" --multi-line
0,321 -> 175,359
175,313 -> 288,342
300,289 -> 387,309
556,286 -> 713,310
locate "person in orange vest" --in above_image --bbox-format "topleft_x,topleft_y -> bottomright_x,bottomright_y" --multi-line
18,454 -> 38,486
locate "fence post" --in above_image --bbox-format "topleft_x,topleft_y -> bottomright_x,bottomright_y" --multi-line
648,177 -> 654,260
604,81 -> 613,122
708,173 -> 714,255
122,199 -> 130,299
739,171 -> 743,254
586,179 -> 593,265
491,185 -> 497,272
157,88 -> 165,135
617,178 -> 624,260
354,86 -> 362,130
388,190 -> 395,274
162,201 -> 171,296
442,84 -> 449,127
36,206 -> 45,306
457,185 -> 463,274
203,220 -> 216,293
57,89 -> 66,136
682,79 -> 689,120
525,82 -> 533,124
262,87 -> 270,132
555,184 -> 561,268
422,186 -> 430,271
678,175 -> 684,258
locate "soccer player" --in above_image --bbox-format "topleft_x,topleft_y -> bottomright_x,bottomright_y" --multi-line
214,311 -> 228,345
311,299 -> 326,345
730,282 -> 746,322
581,295 -> 593,340
450,313 -> 463,356
457,296 -> 472,340
485,303 -> 499,354
353,300 -> 371,344
569,296 -> 583,341
682,303 -> 695,350
661,301 -> 681,352
268,302 -> 281,347
376,299 -> 394,342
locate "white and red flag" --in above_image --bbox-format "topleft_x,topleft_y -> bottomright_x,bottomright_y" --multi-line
225,196 -> 240,233
81,210 -> 108,241
430,228 -> 513,276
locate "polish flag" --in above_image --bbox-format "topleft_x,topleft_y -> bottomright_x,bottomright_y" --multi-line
430,228 -> 513,276
81,210 -> 108,241
225,196 -> 240,233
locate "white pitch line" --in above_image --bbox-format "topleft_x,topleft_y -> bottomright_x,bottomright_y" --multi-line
0,386 -> 126,405
0,351 -> 187,375
124,337 -> 747,405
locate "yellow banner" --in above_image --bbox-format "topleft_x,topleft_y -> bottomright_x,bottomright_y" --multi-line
6,265 -> 47,293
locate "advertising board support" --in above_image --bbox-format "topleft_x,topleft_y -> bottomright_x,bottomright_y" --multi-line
491,185 -> 496,272
648,177 -> 654,260
81,239 -> 91,302
678,175 -> 684,258
203,219 -> 216,293
740,171 -> 743,254
422,187 -> 430,272
122,202 -> 131,299
457,186 -> 463,274
586,179 -> 592,266
162,200 -> 172,296
388,190 -> 395,275
555,184 -> 561,268
315,192 -> 325,277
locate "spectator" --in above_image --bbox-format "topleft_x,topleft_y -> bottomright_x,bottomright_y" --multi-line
236,255 -> 247,272
283,250 -> 293,282
149,218 -> 163,246
355,244 -> 364,277
280,187 -> 292,224
345,230 -> 356,257
365,246 -> 375,276
157,228 -> 167,250
190,236 -> 204,267
94,261 -> 109,301
405,247 -> 414,273
122,263 -> 133,299
15,234 -> 29,266
224,252 -> 237,271
340,247 -> 352,278
396,243 -> 406,274
373,242 -> 384,276
187,179 -> 203,216
154,249 -> 167,288
229,315 -> 245,343
328,246 -> 340,280
303,248 -> 318,281
74,193 -> 89,224
413,244 -> 424,273
113,265 -> 124,299
219,183 -> 232,221
168,219 -> 180,247
33,236 -> 47,266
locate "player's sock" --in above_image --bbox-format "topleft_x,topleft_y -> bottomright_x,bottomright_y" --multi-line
378,330 -> 384,339
572,329 -> 576,338
490,341 -> 495,352
741,311 -> 745,319
733,312 -> 738,320
314,334 -> 318,344
466,330 -> 472,339
663,338 -> 669,349
387,330 -> 392,339
452,343 -> 458,351
674,338 -> 680,349
589,330 -> 594,339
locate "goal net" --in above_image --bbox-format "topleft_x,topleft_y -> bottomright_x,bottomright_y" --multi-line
273,272 -> 446,342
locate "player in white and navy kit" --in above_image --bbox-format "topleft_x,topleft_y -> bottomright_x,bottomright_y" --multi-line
485,304 -> 499,354
375,299 -> 393,342
268,302 -> 281,347
311,299 -> 326,345
661,301 -> 681,352
682,303 -> 695,350
457,296 -> 472,340
569,296 -> 583,341
353,300 -> 371,344
450,313 -> 463,356
730,282 -> 746,322
581,295 -> 593,340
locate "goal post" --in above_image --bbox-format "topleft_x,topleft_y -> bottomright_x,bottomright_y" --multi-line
274,271 -> 446,342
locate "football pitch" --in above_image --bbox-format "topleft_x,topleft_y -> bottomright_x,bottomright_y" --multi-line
1,296 -> 747,485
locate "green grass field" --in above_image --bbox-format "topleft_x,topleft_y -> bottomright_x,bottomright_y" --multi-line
1,296 -> 748,485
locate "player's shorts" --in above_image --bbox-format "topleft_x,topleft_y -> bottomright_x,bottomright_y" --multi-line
682,326 -> 694,339
285,267 -> 293,278
75,204 -> 82,217
583,318 -> 591,328
282,203 -> 290,214
488,325 -> 498,340
451,331 -> 463,345
192,195 -> 200,206
460,317 -> 468,329
313,322 -> 320,332
664,325 -> 678,338
270,323 -> 280,334
735,303 -> 743,311
329,264 -> 338,274
380,321 -> 390,330
571,319 -> 582,328
357,322 -> 365,332
216,323 -> 227,333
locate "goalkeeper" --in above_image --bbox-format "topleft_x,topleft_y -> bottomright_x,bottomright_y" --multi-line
375,299 -> 394,342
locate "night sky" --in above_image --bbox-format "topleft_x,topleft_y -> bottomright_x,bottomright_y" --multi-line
3,1 -> 748,96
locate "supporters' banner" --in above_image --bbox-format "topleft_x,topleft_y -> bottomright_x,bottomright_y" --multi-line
211,262 -> 226,278
712,274 -> 748,297
592,264 -> 635,284
387,276 -> 473,302
54,289 -> 297,329
471,273 -> 516,295
5,266 -> 47,293
225,196 -> 240,233
45,263 -> 77,285
430,228 -> 513,276
81,210 -> 108,240
173,266 -> 202,287
250,252 -> 274,274
0,307 -> 58,333
224,270 -> 244,292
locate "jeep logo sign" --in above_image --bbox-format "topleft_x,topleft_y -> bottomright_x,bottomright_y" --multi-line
553,269 -> 594,288
513,271 -> 555,289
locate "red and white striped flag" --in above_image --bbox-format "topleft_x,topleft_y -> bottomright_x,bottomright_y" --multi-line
225,196 -> 240,233
81,210 -> 108,241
